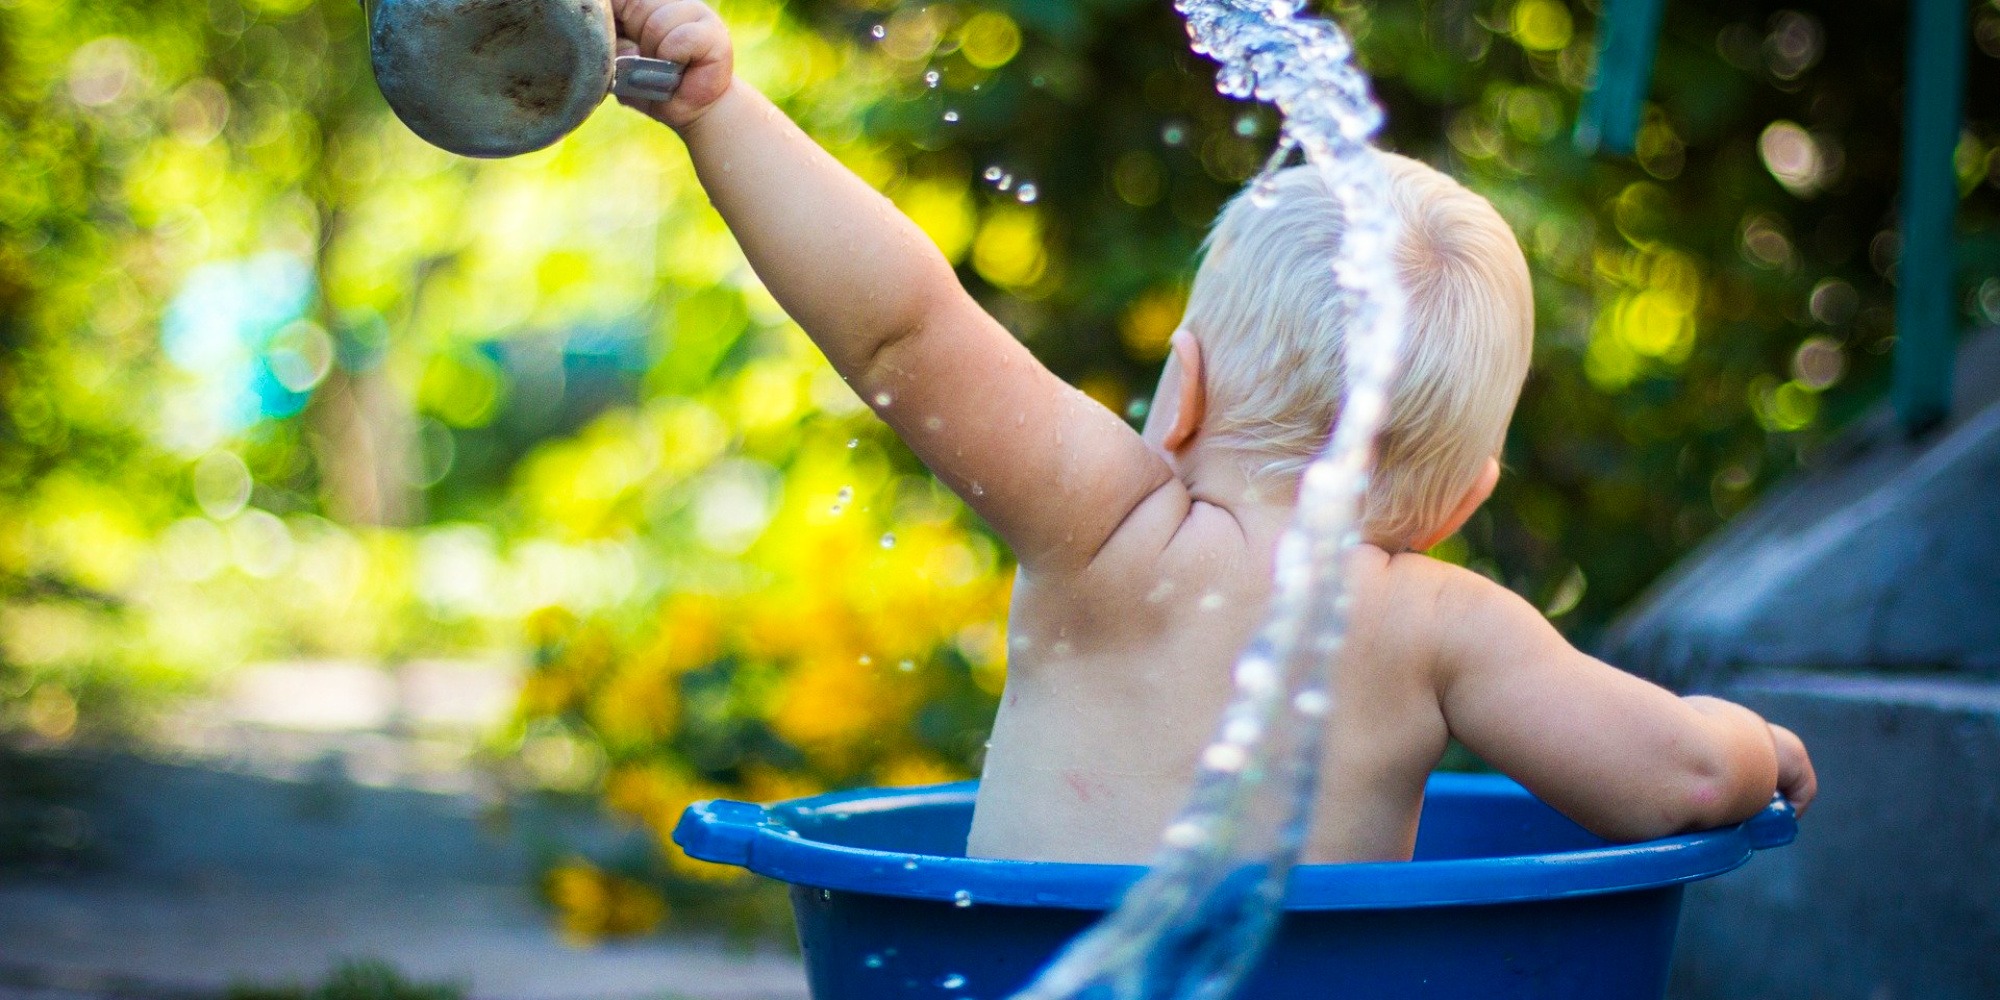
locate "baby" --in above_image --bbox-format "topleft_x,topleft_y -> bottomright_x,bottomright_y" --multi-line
616,0 -> 1817,863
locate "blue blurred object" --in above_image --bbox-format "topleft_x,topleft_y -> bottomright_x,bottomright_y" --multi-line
676,773 -> 1796,1000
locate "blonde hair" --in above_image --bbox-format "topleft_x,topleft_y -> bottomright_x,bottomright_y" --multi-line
1182,152 -> 1534,548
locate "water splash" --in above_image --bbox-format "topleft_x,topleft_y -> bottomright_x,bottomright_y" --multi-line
1004,1 -> 1407,998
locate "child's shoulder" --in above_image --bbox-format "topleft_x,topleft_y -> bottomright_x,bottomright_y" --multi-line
1352,548 -> 1537,658
1363,546 -> 1509,607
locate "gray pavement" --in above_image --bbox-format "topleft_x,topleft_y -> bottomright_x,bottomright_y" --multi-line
0,660 -> 807,1000
0,871 -> 804,1000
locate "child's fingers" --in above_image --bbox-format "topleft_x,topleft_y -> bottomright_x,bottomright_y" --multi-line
637,0 -> 714,61
656,16 -> 732,121
656,18 -> 723,71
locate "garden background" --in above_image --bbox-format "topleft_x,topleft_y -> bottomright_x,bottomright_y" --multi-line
2,0 -> 1998,944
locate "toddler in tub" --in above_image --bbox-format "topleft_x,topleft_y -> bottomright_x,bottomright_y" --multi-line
618,1 -> 1817,863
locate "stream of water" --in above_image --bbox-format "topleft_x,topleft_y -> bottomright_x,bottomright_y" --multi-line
1004,2 -> 1408,998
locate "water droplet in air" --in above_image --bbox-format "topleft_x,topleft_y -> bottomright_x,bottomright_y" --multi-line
847,438 -> 859,448
870,23 -> 886,39
1202,743 -> 1248,772
898,659 -> 915,672
952,890 -> 973,908
880,532 -> 897,549
819,888 -> 833,902
924,69 -> 941,88
1161,123 -> 1187,146
1163,821 -> 1205,848
1016,183 -> 1038,203
1234,113 -> 1260,137
939,973 -> 967,990
1293,690 -> 1331,716
983,166 -> 1004,182
864,954 -> 884,969
902,858 -> 919,869
942,110 -> 960,123
859,654 -> 873,666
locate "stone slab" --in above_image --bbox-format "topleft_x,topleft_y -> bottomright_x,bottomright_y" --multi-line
1669,670 -> 2000,1000
1604,328 -> 2000,687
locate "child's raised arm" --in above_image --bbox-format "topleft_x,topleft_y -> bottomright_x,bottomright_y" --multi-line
613,0 -> 1173,570
1424,562 -> 1815,842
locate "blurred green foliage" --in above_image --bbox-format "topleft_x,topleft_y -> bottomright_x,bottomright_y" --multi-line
3,0 -> 1999,934
226,959 -> 464,1000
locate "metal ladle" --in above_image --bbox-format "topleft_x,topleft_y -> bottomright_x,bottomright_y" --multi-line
363,0 -> 682,158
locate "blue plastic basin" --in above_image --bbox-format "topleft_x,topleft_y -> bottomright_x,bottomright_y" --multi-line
675,773 -> 1795,1000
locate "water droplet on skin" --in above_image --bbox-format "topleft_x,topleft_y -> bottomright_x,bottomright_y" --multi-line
873,391 -> 893,407
1016,183 -> 1038,203
969,481 -> 985,496
924,415 -> 944,431
925,69 -> 941,88
939,974 -> 967,990
880,532 -> 897,549
1199,591 -> 1226,611
1014,412 -> 1025,427
864,954 -> 885,969
1146,579 -> 1176,603
942,110 -> 960,123
952,890 -> 973,908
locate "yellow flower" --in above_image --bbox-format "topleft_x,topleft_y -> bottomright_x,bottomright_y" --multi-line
543,858 -> 667,944
877,753 -> 967,788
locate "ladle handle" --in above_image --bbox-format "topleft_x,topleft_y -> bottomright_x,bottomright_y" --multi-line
613,56 -> 683,103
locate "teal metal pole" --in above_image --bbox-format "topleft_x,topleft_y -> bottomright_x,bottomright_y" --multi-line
1575,0 -> 1665,156
1892,0 -> 1968,435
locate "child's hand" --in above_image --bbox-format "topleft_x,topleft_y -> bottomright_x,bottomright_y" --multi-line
610,0 -> 734,130
1770,723 -> 1817,815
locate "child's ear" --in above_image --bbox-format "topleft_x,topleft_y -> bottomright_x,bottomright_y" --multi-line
1163,330 -> 1206,453
1411,457 -> 1500,552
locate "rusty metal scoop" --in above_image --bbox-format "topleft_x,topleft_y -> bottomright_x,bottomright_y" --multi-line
364,0 -> 682,158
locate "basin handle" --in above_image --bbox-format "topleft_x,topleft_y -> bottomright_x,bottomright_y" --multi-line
613,56 -> 683,104
1744,793 -> 1798,850
673,798 -> 768,866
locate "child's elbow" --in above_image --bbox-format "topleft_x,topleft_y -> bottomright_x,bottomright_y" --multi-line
1670,742 -> 1779,833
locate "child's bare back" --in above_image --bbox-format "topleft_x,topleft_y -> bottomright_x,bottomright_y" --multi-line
613,0 -> 1816,865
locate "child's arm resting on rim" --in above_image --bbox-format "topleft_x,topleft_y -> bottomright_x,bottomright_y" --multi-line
612,0 -> 1173,571
1427,563 -> 1817,842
